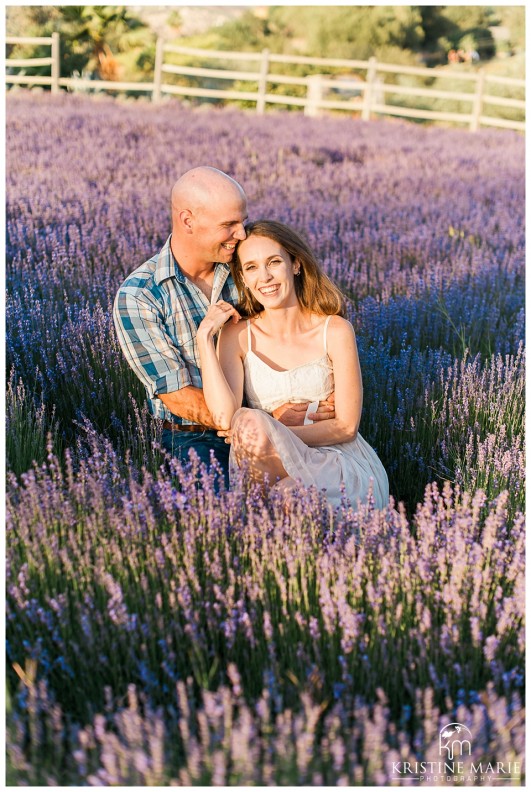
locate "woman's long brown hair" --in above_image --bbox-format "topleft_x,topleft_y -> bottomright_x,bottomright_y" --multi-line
231,220 -> 346,318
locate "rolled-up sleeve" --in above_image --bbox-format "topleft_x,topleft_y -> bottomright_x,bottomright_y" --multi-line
113,287 -> 192,397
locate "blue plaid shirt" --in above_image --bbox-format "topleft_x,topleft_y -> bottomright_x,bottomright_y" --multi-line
113,235 -> 240,424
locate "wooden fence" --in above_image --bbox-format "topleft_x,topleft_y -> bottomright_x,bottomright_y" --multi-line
6,35 -> 525,132
6,33 -> 61,93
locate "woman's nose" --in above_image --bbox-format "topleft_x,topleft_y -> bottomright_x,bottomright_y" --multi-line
258,265 -> 272,281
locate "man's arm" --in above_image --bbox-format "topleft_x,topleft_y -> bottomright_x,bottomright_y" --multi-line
114,285 -> 335,431
113,287 -> 201,417
272,393 -> 335,425
114,287 -> 229,429
158,387 -> 335,431
158,387 -> 218,428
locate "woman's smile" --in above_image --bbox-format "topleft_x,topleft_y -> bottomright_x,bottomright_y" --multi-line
258,284 -> 281,296
238,235 -> 298,308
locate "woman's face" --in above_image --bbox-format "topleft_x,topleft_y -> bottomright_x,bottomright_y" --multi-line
237,235 -> 299,310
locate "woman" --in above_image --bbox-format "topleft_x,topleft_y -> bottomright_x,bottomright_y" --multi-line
197,220 -> 388,509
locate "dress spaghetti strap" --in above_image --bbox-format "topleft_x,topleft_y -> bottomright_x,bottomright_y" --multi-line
246,319 -> 252,353
323,315 -> 332,355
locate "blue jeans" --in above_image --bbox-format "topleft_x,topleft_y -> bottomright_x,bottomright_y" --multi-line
161,428 -> 230,489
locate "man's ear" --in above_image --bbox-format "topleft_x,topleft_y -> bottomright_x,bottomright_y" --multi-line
179,208 -> 194,234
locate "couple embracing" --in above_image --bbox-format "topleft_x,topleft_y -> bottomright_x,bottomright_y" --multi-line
114,166 -> 388,510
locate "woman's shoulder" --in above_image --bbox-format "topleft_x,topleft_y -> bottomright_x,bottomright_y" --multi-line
323,315 -> 356,356
218,316 -> 249,353
324,314 -> 355,337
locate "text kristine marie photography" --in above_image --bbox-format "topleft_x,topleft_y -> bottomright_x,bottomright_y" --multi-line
392,721 -> 522,783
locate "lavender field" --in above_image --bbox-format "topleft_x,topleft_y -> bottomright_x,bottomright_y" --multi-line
6,93 -> 525,785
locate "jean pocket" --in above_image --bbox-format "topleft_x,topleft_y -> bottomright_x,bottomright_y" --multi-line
165,430 -> 212,459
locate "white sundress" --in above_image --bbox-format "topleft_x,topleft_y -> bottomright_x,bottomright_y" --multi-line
229,317 -> 389,510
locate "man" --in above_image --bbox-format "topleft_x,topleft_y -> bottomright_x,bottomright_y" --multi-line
113,166 -> 333,484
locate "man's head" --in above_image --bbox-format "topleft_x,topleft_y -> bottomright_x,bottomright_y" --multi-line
171,167 -> 247,267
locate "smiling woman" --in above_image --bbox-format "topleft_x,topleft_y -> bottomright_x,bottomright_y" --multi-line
233,219 -> 345,319
196,219 -> 389,509
241,236 -> 301,310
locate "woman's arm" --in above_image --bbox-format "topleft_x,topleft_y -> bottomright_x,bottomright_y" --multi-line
288,316 -> 362,446
197,302 -> 245,430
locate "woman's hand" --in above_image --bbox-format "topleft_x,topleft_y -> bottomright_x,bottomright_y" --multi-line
198,301 -> 241,340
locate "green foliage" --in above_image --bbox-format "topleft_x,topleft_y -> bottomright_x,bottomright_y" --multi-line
494,5 -> 526,51
432,7 -> 497,60
6,373 -> 63,477
459,28 -> 496,60
160,5 -> 523,119
6,4 -> 525,110
209,6 -> 425,61
215,10 -> 275,52
167,11 -> 182,31
442,6 -> 500,31
417,6 -> 458,50
175,6 -> 516,65
6,5 -> 154,81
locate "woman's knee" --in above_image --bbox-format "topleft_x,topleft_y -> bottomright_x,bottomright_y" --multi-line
231,409 -> 272,457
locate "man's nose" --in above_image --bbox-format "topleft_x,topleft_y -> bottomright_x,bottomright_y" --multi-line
234,224 -> 246,241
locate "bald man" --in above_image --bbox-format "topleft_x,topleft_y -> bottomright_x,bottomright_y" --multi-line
113,166 -> 333,485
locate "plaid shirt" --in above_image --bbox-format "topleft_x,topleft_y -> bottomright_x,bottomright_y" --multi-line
113,235 -> 240,424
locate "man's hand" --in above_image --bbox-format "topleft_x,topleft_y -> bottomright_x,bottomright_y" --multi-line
272,392 -> 335,426
271,402 -> 308,426
308,392 -> 335,422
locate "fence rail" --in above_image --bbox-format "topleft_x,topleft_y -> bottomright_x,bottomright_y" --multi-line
6,33 -> 60,93
5,35 -> 525,132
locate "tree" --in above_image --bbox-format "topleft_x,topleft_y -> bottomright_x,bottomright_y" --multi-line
58,6 -> 149,78
215,9 -> 287,53
208,6 -> 426,61
495,5 -> 525,52
6,5 -> 151,81
416,6 -> 460,51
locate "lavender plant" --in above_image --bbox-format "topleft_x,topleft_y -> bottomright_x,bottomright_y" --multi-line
6,449 -> 525,783
6,92 -> 525,784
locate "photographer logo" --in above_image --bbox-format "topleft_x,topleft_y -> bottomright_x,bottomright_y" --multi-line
439,722 -> 472,759
390,721 -> 521,784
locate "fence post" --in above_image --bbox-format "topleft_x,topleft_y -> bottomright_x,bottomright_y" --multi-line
470,68 -> 485,132
153,37 -> 164,102
256,48 -> 270,114
362,56 -> 377,121
51,32 -> 60,94
305,74 -> 323,117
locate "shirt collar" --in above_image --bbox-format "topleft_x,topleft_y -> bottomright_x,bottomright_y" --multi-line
154,234 -> 231,287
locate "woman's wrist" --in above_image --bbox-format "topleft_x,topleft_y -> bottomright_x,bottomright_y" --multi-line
197,324 -> 215,344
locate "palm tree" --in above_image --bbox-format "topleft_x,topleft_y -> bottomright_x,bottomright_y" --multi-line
6,6 -> 150,81
59,5 -> 148,79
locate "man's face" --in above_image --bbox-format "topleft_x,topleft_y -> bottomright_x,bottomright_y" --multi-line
193,191 -> 248,264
